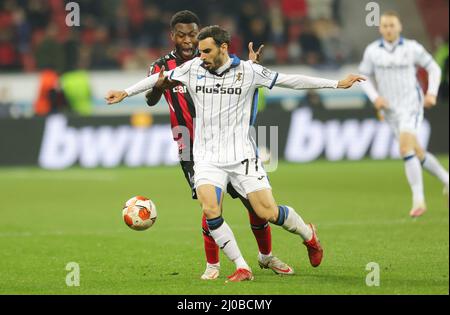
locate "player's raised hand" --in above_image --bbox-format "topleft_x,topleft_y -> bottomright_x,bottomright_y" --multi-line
153,66 -> 176,90
424,93 -> 437,109
337,74 -> 366,89
105,90 -> 128,105
374,96 -> 389,110
248,42 -> 264,64
154,65 -> 166,89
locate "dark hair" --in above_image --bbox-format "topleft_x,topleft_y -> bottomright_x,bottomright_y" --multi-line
170,10 -> 200,29
197,25 -> 231,47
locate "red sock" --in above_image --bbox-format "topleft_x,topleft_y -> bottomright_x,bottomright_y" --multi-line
248,211 -> 272,255
202,214 -> 219,264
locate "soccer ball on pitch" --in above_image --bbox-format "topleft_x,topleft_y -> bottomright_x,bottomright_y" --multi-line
122,196 -> 157,231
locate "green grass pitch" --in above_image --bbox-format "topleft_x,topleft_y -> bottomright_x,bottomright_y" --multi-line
0,158 -> 448,295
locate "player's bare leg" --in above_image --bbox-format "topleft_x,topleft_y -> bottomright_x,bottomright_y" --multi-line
197,184 -> 253,282
238,196 -> 294,275
247,189 -> 323,267
399,132 -> 427,217
414,139 -> 450,208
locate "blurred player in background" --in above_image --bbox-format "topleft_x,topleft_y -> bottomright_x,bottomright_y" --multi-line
359,11 -> 449,217
143,10 -> 293,280
106,25 -> 364,281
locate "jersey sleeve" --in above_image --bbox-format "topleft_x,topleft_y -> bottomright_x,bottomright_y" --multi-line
412,40 -> 434,68
147,60 -> 163,77
250,62 -> 279,89
359,46 -> 374,76
168,59 -> 194,84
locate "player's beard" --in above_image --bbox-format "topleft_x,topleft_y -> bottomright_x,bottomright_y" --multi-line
207,54 -> 225,72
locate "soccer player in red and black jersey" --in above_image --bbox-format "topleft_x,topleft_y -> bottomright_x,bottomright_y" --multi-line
145,11 -> 293,280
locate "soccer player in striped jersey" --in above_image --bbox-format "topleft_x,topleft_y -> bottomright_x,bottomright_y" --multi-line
143,11 -> 294,280
106,25 -> 364,282
359,11 -> 449,217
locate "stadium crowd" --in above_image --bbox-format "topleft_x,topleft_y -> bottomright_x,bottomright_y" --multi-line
0,0 -> 351,73
0,0 -> 447,117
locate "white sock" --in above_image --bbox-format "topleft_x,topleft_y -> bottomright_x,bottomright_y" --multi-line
422,153 -> 449,186
278,205 -> 313,241
234,256 -> 250,270
258,252 -> 273,261
208,220 -> 249,270
206,262 -> 220,269
403,152 -> 425,206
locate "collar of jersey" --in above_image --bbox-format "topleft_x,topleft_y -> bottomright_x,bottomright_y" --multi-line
379,36 -> 404,48
201,54 -> 241,77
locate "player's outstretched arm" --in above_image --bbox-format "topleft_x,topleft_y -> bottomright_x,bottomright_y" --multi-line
105,71 -> 167,105
274,73 -> 365,90
105,90 -> 128,104
336,74 -> 366,89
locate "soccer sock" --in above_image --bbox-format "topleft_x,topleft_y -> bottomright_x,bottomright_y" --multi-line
202,214 -> 220,265
248,211 -> 272,256
258,252 -> 273,262
403,152 -> 425,206
206,262 -> 220,269
206,216 -> 250,270
274,205 -> 313,242
421,152 -> 449,186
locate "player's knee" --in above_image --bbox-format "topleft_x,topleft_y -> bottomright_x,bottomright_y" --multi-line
399,144 -> 414,157
266,213 -> 279,223
257,198 -> 274,211
256,206 -> 278,222
415,147 -> 425,161
202,204 -> 220,219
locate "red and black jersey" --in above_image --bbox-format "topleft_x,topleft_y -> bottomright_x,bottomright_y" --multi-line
148,50 -> 197,160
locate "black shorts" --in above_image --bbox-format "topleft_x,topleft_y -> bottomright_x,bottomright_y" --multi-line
180,160 -> 242,200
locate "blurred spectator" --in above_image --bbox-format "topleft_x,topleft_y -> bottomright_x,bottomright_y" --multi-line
110,1 -> 132,46
307,0 -> 332,20
63,30 -> 81,72
314,18 -> 352,67
298,19 -> 324,66
13,8 -> 32,56
123,46 -> 154,70
26,0 -> 51,32
136,5 -> 167,48
280,0 -> 308,20
33,69 -> 68,116
60,69 -> 92,116
238,0 -> 261,47
0,0 -> 19,71
86,25 -> 119,69
245,17 -> 270,50
0,30 -> 19,71
267,1 -> 287,46
218,15 -> 243,57
34,23 -> 65,73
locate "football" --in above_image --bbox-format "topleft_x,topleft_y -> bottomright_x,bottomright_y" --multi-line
122,196 -> 157,231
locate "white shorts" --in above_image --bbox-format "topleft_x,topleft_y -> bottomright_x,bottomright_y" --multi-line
194,159 -> 271,197
385,109 -> 423,139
